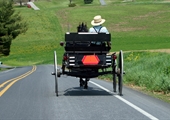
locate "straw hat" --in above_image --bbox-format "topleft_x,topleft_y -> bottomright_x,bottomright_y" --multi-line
91,15 -> 106,26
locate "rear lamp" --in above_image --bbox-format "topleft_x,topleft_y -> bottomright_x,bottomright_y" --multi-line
112,54 -> 117,60
63,56 -> 68,61
60,41 -> 64,46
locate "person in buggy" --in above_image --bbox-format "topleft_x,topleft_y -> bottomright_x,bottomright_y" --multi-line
62,17 -> 111,88
89,15 -> 111,48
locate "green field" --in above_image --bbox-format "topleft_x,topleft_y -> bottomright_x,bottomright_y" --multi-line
0,0 -> 170,101
1,0 -> 170,65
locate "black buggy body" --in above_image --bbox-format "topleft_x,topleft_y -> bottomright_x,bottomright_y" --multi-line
52,32 -> 124,96
63,32 -> 112,78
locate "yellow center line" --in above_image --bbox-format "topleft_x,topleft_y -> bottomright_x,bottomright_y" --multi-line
0,69 -> 34,88
0,66 -> 37,97
0,80 -> 12,88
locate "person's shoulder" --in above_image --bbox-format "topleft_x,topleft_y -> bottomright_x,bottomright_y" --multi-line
100,26 -> 109,33
89,27 -> 94,30
101,26 -> 107,29
89,27 -> 94,32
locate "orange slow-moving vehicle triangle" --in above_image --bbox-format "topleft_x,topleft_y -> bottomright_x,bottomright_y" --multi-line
82,55 -> 100,65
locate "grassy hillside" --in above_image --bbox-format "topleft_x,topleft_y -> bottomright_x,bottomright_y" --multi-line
1,0 -> 170,66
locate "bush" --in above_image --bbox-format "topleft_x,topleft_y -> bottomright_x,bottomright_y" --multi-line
68,3 -> 76,7
84,0 -> 93,4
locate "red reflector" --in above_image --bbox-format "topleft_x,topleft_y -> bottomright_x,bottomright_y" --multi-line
63,56 -> 68,60
113,55 -> 117,60
82,55 -> 100,65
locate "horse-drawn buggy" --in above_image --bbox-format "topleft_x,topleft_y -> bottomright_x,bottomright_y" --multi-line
52,25 -> 124,97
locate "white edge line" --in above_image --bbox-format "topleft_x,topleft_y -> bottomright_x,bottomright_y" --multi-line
0,67 -> 16,74
89,81 -> 159,120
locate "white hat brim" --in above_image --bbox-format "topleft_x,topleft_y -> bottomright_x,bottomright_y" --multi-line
91,19 -> 105,26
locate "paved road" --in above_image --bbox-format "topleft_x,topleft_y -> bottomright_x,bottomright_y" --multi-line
0,65 -> 170,120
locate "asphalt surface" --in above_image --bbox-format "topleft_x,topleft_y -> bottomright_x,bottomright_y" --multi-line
0,65 -> 170,120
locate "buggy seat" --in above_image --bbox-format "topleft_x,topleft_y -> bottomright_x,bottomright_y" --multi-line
64,32 -> 111,53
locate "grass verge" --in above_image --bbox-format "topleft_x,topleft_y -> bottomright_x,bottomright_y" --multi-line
100,51 -> 170,103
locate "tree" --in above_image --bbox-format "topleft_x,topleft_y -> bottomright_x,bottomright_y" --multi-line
19,0 -> 22,6
0,0 -> 27,56
13,0 -> 28,6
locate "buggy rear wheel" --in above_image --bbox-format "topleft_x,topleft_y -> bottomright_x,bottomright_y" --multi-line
54,51 -> 58,96
118,50 -> 123,96
113,62 -> 117,92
